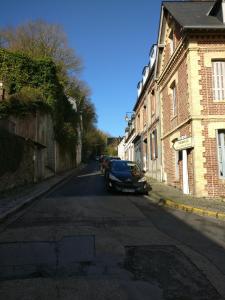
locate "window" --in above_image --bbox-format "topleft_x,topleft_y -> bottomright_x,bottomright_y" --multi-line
143,105 -> 147,126
169,30 -> 175,54
151,90 -> 156,116
150,129 -> 158,160
137,114 -> 140,132
171,82 -> 177,116
212,61 -> 225,101
217,130 -> 225,178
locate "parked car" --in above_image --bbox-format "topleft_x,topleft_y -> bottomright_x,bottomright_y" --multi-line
103,156 -> 121,174
99,155 -> 121,175
104,160 -> 150,194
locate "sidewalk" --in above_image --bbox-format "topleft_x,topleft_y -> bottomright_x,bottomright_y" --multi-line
0,165 -> 85,222
147,178 -> 225,220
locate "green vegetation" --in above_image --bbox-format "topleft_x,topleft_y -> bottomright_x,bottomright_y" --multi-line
0,48 -> 79,155
104,144 -> 118,156
0,20 -> 109,162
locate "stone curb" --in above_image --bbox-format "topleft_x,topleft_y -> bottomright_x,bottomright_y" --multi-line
147,192 -> 225,220
163,199 -> 225,220
0,164 -> 86,222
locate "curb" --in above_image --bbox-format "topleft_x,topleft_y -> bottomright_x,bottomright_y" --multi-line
0,164 -> 86,223
163,199 -> 225,220
148,192 -> 225,221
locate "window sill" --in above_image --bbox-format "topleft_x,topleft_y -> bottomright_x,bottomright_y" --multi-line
213,100 -> 225,103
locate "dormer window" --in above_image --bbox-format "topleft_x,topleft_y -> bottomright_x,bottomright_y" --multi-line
137,81 -> 143,97
149,44 -> 157,68
208,0 -> 225,24
142,66 -> 149,84
169,29 -> 175,54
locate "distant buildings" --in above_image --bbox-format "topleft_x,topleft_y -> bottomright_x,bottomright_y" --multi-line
107,137 -> 123,153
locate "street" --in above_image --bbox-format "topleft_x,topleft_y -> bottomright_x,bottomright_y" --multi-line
0,162 -> 225,300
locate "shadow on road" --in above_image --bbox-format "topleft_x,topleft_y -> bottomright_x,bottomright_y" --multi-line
0,161 -> 225,300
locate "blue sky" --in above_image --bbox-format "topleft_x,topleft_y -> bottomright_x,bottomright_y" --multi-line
0,0 -> 164,137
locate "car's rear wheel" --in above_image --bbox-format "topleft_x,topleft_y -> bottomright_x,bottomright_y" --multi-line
105,179 -> 113,192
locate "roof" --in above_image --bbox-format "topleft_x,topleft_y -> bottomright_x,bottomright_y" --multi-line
163,1 -> 225,29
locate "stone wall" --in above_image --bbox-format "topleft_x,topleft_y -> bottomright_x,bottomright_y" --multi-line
0,136 -> 34,192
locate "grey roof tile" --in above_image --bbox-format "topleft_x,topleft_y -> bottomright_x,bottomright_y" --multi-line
163,1 -> 225,29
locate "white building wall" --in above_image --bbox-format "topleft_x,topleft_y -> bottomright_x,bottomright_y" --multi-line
118,137 -> 125,160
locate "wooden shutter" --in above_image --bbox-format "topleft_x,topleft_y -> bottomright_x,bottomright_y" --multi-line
218,130 -> 225,177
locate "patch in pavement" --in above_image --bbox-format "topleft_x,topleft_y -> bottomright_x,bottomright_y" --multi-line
0,235 -> 95,280
123,245 -> 222,300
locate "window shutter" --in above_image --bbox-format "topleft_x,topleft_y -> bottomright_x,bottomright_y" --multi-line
212,61 -> 225,101
218,130 -> 225,177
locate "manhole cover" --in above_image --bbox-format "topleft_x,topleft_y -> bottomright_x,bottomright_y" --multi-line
124,245 -> 221,300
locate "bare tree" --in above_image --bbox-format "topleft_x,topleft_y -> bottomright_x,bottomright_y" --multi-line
0,20 -> 82,74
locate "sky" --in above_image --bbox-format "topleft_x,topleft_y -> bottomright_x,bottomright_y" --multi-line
0,0 -> 164,137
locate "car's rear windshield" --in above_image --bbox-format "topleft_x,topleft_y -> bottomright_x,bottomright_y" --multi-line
111,161 -> 141,172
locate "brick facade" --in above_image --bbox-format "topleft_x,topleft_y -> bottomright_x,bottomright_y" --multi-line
124,1 -> 225,197
197,38 -> 225,197
158,9 -> 225,197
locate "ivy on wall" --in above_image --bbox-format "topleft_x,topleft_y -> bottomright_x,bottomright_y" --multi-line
0,48 -> 79,157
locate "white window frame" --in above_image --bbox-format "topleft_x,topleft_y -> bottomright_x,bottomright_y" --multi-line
212,61 -> 225,101
217,129 -> 225,178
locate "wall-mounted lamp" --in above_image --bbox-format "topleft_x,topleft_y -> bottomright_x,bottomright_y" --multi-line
125,112 -> 134,122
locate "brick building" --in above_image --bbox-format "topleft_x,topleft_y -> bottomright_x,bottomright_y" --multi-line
156,0 -> 225,197
132,45 -> 162,179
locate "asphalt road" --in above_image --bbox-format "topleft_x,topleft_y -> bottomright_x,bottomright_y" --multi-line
0,161 -> 225,300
